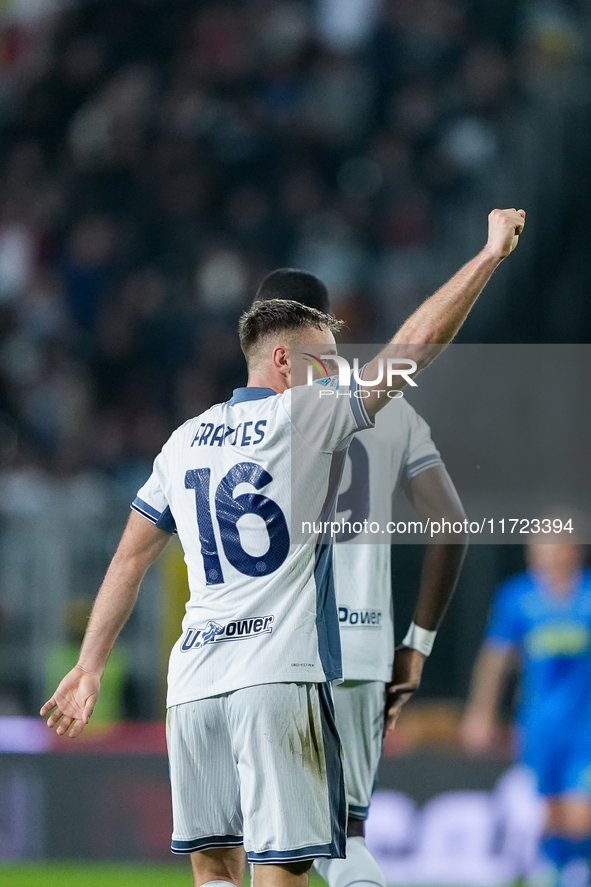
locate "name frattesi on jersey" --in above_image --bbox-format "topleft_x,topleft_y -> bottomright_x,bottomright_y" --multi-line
192,419 -> 268,447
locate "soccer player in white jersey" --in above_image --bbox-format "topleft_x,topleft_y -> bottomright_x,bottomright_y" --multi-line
40,208 -> 524,887
255,270 -> 467,887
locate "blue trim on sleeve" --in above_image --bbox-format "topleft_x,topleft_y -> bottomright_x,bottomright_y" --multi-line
131,497 -> 159,524
348,803 -> 370,821
349,369 -> 375,430
406,453 -> 443,481
318,682 -> 347,858
132,497 -> 177,535
155,505 -> 177,534
228,387 -> 277,405
171,834 -> 243,854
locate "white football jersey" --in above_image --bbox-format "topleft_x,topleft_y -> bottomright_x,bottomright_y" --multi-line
132,381 -> 374,707
333,399 -> 442,681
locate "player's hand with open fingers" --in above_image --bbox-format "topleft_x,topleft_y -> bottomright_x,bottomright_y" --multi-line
40,665 -> 100,738
384,645 -> 426,735
484,208 -> 526,262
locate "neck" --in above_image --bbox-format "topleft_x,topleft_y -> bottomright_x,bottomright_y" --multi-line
247,371 -> 289,393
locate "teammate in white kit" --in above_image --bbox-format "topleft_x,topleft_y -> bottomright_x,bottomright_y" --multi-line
40,208 -> 525,887
254,270 -> 467,887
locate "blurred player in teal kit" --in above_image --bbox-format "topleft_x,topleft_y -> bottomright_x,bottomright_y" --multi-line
462,542 -> 591,887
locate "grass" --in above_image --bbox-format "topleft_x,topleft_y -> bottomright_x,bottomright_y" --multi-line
0,864 -> 191,886
0,863 -> 328,886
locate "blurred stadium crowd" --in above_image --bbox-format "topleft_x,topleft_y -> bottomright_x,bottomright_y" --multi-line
0,0 -> 590,716
0,0 -> 590,483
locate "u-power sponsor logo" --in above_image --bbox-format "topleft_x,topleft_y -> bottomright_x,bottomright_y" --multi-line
338,607 -> 382,627
180,615 -> 274,651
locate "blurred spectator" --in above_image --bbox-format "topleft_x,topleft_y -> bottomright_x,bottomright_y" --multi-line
316,0 -> 381,52
298,52 -> 374,147
60,214 -> 119,335
19,343 -> 90,456
0,0 -> 586,479
196,244 -> 249,315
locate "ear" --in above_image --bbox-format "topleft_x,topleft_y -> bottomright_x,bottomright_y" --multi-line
272,344 -> 291,377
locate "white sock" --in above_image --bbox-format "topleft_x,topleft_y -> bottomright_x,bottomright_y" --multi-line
199,881 -> 236,887
313,836 -> 386,887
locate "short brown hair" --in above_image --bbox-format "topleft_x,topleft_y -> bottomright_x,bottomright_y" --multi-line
238,299 -> 344,358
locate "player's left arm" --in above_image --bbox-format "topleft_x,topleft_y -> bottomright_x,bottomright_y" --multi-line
385,465 -> 467,732
40,510 -> 172,738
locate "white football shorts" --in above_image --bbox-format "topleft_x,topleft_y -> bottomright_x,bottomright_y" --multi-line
166,681 -> 346,862
332,680 -> 386,820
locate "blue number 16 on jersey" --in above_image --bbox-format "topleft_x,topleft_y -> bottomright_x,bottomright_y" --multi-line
185,461 -> 290,585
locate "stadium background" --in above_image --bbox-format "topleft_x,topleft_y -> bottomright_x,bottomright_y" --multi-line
0,0 -> 589,881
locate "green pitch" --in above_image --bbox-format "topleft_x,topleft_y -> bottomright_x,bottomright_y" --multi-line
0,864 -> 188,886
0,863 -> 328,887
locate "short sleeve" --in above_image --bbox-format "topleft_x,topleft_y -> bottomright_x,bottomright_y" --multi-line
405,410 -> 443,484
484,580 -> 524,648
289,374 -> 374,453
131,449 -> 177,534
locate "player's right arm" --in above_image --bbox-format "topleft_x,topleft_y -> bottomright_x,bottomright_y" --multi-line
363,208 -> 526,416
40,510 -> 171,738
459,644 -> 517,754
460,577 -> 523,753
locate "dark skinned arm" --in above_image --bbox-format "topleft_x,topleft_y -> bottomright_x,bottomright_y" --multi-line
385,464 -> 468,732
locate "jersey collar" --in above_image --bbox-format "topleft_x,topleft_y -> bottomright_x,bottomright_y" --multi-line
228,387 -> 278,405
